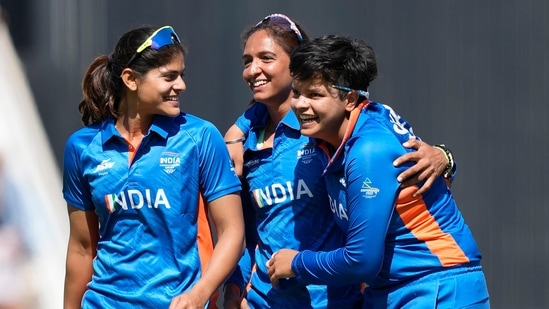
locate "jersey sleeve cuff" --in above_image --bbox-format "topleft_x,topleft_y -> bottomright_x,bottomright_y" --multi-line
291,250 -> 315,284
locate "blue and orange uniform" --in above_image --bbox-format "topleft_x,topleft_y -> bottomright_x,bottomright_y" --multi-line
290,102 -> 490,308
62,113 -> 240,308
226,103 -> 362,308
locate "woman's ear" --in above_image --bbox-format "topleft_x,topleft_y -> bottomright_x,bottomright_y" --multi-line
344,91 -> 359,112
120,68 -> 138,91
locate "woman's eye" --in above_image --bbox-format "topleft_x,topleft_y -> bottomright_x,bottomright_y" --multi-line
164,73 -> 181,81
242,57 -> 251,68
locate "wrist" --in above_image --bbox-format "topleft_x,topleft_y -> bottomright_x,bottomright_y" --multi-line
433,144 -> 454,179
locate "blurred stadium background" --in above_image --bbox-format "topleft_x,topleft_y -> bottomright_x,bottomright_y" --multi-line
0,1 -> 547,308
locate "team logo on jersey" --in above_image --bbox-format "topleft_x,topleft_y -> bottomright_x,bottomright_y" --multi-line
385,104 -> 416,139
93,158 -> 115,175
159,152 -> 181,174
252,179 -> 313,208
329,195 -> 348,221
104,188 -> 171,213
296,143 -> 316,164
360,178 -> 380,198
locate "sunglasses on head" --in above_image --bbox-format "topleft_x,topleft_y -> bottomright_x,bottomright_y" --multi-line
332,85 -> 370,99
256,14 -> 303,42
125,26 -> 181,67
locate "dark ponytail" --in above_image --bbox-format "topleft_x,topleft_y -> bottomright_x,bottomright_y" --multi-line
78,55 -> 121,125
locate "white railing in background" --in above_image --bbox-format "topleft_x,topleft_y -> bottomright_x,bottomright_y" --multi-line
0,16 -> 68,309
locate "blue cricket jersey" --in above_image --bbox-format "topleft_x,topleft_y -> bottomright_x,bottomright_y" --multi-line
291,102 -> 484,303
227,103 -> 362,308
63,113 -> 241,308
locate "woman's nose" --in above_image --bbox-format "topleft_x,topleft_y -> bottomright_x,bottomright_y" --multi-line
248,59 -> 262,75
291,94 -> 308,109
175,76 -> 186,92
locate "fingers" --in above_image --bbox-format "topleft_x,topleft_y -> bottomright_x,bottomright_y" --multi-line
394,138 -> 422,167
396,163 -> 419,183
268,265 -> 279,289
398,175 -> 420,189
396,138 -> 449,197
266,252 -> 280,289
400,167 -> 437,196
402,137 -> 422,150
414,176 -> 434,196
266,251 -> 276,268
393,151 -> 423,168
396,154 -> 437,182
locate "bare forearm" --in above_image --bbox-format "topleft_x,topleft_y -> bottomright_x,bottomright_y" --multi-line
188,226 -> 245,303
64,250 -> 94,309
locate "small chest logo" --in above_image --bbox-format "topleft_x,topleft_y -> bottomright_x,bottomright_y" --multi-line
94,159 -> 115,175
296,143 -> 316,164
159,152 -> 181,174
244,158 -> 261,169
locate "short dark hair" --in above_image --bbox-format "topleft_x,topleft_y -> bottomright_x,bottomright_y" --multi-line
290,34 -> 378,94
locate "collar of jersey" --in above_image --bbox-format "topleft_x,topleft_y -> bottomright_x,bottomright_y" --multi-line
245,105 -> 300,152
321,100 -> 369,175
101,115 -> 173,144
249,103 -> 300,132
283,109 -> 301,130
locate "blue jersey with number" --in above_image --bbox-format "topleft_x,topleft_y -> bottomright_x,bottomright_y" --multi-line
63,114 -> 240,309
292,102 -> 483,293
227,103 -> 362,308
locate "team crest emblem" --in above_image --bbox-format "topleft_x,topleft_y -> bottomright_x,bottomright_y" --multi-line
159,152 -> 181,174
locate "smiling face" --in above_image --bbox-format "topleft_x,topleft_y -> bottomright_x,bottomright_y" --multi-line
133,52 -> 186,117
241,30 -> 294,107
291,78 -> 357,147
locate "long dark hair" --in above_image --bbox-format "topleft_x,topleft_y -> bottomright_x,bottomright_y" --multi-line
78,25 -> 186,125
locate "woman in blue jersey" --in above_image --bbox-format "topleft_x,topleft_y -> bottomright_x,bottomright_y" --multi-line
222,14 -> 454,309
267,34 -> 490,308
62,25 -> 245,309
